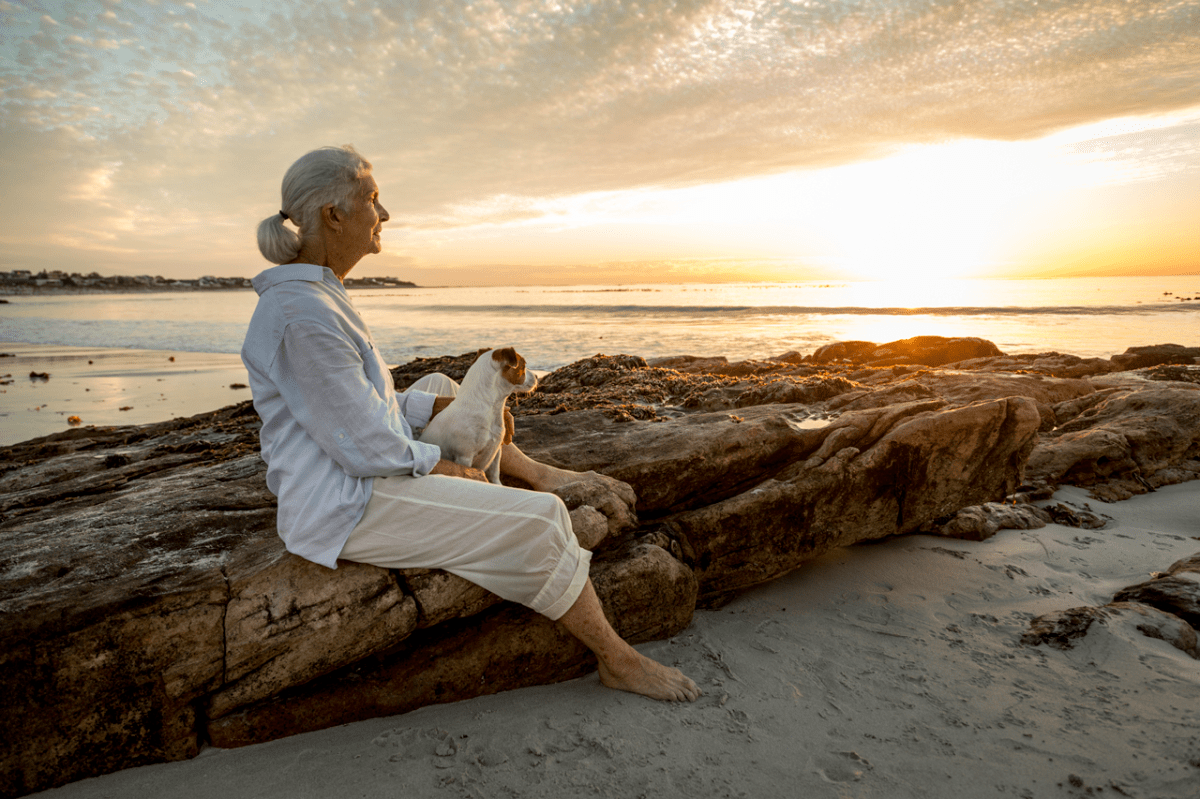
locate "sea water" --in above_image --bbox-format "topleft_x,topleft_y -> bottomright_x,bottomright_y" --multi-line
2,276 -> 1197,372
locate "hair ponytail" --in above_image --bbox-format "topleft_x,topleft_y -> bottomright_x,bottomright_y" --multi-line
256,212 -> 302,265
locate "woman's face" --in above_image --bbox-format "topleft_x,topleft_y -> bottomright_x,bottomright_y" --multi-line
344,174 -> 389,258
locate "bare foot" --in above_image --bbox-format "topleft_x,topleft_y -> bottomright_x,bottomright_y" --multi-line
557,579 -> 698,703
552,473 -> 638,534
568,505 -> 609,550
562,470 -> 638,507
597,649 -> 702,703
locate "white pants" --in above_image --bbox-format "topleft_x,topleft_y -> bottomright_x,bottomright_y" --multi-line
338,374 -> 590,621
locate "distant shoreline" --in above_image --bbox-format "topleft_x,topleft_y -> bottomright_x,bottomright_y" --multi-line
0,275 -> 419,297
2,285 -> 252,297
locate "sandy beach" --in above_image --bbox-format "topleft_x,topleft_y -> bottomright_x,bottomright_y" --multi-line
29,480 -> 1199,799
0,343 -> 251,447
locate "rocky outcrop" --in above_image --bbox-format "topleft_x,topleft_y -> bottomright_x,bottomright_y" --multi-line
923,495 -> 1110,541
1023,552 -> 1200,660
924,501 -> 1052,541
1112,554 -> 1200,629
1025,383 -> 1200,500
1021,601 -> 1200,659
204,540 -> 697,748
515,396 -> 1040,602
809,336 -> 1004,367
801,339 -> 1199,379
944,351 -> 1121,378
1109,343 -> 1200,371
2,338 -> 1199,797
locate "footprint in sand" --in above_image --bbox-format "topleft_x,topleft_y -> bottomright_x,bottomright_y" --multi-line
811,750 -> 873,783
372,727 -> 468,768
854,602 -> 892,625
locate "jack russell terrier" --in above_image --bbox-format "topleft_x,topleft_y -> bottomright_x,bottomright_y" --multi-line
418,347 -> 538,484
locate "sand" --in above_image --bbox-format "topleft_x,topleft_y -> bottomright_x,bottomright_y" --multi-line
27,481 -> 1199,799
0,343 -> 252,447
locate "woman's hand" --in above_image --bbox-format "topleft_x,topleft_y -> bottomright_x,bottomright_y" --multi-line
503,408 -> 514,445
430,396 -> 454,418
430,459 -> 488,482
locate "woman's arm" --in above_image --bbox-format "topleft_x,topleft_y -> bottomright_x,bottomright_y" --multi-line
429,459 -> 488,481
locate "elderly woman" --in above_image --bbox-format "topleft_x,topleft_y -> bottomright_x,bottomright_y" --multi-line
242,145 -> 699,702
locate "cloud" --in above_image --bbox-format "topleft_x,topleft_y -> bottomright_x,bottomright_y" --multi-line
1057,115 -> 1200,185
0,0 -> 1198,280
9,85 -> 58,100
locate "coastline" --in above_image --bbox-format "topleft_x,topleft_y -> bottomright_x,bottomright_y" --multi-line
1,286 -> 253,297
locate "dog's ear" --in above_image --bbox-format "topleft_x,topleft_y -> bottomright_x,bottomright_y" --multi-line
492,347 -> 528,386
491,347 -> 519,368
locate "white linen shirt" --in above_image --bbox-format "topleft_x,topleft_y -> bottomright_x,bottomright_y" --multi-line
241,263 -> 442,568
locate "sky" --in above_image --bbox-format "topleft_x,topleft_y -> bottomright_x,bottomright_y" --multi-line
0,0 -> 1198,286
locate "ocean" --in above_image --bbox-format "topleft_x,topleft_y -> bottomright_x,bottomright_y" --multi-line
3,276 -> 1198,372
1,275 -> 1198,446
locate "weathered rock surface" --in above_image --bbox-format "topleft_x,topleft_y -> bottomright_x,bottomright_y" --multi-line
1109,343 -> 1200,371
945,351 -> 1121,378
924,501 -> 1052,541
637,398 -> 1037,602
1112,574 -> 1200,629
209,545 -> 420,719
1023,551 -> 1200,660
925,496 -> 1111,541
810,336 -> 1003,367
1022,602 -> 1199,659
3,338 -> 1199,796
517,395 -> 1041,602
1025,383 -> 1200,498
1163,552 -> 1200,576
205,541 -> 697,748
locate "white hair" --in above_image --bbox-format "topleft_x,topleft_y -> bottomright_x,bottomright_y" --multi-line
256,145 -> 373,265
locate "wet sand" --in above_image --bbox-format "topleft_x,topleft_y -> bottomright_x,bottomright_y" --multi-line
0,343 -> 252,446
28,481 -> 1200,799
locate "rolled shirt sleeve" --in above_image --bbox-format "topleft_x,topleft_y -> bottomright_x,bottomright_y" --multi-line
397,383 -> 437,436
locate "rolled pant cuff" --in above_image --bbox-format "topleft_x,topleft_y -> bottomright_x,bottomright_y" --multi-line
533,546 -> 592,621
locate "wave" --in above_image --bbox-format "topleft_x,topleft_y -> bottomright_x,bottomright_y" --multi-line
399,303 -> 1200,318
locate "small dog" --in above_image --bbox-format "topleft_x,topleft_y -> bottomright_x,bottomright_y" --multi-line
418,347 -> 538,484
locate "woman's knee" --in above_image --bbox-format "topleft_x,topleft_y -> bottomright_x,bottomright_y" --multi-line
407,372 -> 459,397
534,492 -> 574,541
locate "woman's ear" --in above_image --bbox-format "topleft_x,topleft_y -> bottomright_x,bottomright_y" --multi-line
320,202 -> 343,233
